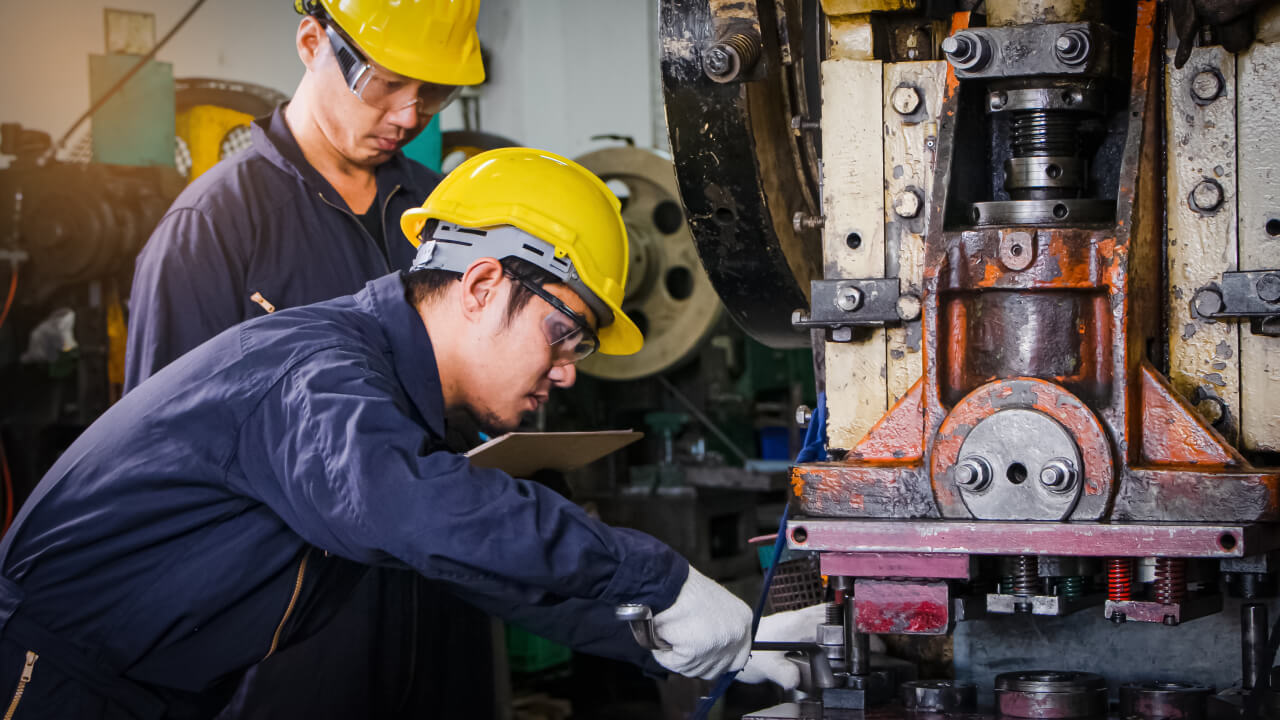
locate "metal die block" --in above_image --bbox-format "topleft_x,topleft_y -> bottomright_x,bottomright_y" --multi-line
1103,592 -> 1224,625
985,591 -> 1105,616
820,551 -> 975,580
853,579 -> 951,635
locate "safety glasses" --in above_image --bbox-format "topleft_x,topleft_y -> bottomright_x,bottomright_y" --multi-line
325,24 -> 462,118
506,273 -> 599,366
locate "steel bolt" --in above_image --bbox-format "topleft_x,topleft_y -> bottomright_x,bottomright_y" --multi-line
891,86 -> 921,115
954,457 -> 992,491
1039,458 -> 1077,493
704,46 -> 732,77
796,405 -> 813,427
1192,288 -> 1225,319
791,309 -> 808,326
793,211 -> 825,232
835,285 -> 863,312
1190,179 -> 1224,213
989,91 -> 1008,111
831,326 -> 853,342
893,190 -> 922,218
1054,29 -> 1091,66
791,115 -> 820,132
1191,70 -> 1223,103
896,293 -> 922,322
941,32 -> 990,72
1257,273 -> 1280,304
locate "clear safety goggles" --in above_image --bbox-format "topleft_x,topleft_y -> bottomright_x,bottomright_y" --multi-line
506,272 -> 599,366
325,24 -> 462,118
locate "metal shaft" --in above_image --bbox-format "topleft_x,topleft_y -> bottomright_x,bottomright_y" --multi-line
1242,603 -> 1268,690
843,594 -> 870,675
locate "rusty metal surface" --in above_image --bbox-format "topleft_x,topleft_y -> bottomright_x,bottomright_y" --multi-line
820,552 -> 975,580
786,518 -> 1280,557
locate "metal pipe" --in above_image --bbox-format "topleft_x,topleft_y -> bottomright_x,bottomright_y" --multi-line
1242,603 -> 1268,690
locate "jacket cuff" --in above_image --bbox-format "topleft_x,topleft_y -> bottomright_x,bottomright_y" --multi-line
601,527 -> 689,613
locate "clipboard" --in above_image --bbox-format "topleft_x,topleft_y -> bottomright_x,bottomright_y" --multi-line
465,430 -> 643,478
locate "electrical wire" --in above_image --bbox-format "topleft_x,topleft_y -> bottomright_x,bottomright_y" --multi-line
47,0 -> 210,160
691,501 -> 791,720
0,265 -> 16,331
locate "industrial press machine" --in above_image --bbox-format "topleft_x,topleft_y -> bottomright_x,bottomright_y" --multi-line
657,0 -> 1280,716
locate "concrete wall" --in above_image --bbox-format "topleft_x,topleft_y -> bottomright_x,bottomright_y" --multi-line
0,0 -> 665,165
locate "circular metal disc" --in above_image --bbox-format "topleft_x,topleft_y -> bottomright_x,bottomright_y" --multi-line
954,408 -> 1083,521
574,146 -> 722,380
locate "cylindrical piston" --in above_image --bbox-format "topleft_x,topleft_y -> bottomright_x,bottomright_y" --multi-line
1005,156 -> 1086,201
995,671 -> 1108,719
902,680 -> 978,713
1118,681 -> 1213,720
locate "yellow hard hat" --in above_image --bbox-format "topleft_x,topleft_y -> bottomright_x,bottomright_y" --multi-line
309,0 -> 484,86
401,148 -> 644,356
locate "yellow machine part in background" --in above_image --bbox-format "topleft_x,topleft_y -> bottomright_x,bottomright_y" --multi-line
175,104 -> 254,182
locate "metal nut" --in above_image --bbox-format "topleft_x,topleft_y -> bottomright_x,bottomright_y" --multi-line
893,190 -> 922,218
791,309 -> 809,326
1190,179 -> 1224,213
831,326 -> 853,342
891,85 -> 921,115
796,405 -> 813,427
1039,458 -> 1078,493
835,285 -> 863,312
817,623 -> 844,647
954,457 -> 992,491
1191,69 -> 1224,104
704,46 -> 732,76
1256,273 -> 1280,304
1054,29 -> 1091,66
941,32 -> 991,72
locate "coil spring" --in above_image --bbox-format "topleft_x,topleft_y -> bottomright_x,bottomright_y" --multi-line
1013,556 -> 1040,596
1107,558 -> 1133,601
1057,576 -> 1084,601
1154,557 -> 1187,605
1011,110 -> 1080,157
999,577 -> 1015,594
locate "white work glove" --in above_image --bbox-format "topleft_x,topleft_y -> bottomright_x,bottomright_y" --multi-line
734,603 -> 826,688
736,604 -> 889,689
650,566 -> 753,680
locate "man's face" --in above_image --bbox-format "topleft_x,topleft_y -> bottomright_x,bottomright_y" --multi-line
462,279 -> 596,435
309,28 -> 431,166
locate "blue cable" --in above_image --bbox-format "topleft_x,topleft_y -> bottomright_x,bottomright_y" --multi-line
689,393 -> 825,719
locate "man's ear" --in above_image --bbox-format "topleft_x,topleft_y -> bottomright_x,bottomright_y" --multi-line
458,258 -> 506,319
297,16 -> 326,70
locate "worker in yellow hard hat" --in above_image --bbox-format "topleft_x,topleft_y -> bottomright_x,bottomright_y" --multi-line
122,1 -> 494,718
0,148 -> 802,719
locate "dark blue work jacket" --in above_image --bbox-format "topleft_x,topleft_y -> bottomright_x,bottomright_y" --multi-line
0,273 -> 685,718
124,104 -> 438,390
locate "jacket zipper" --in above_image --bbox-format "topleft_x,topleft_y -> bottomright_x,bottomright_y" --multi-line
2,651 -> 37,720
263,549 -> 310,660
317,184 -> 401,274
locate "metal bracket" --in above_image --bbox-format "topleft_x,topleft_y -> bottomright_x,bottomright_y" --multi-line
791,279 -> 915,342
1192,270 -> 1280,336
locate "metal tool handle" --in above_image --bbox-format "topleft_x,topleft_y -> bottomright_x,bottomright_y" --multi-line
615,603 -> 672,651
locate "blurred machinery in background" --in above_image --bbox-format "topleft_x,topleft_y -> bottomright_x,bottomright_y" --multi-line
660,0 -> 1280,716
0,68 -> 285,520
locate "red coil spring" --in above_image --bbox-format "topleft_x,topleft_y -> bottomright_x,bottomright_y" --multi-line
1107,558 -> 1133,601
1154,557 -> 1187,605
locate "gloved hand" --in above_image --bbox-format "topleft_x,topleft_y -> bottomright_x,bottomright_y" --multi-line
649,566 -> 753,679
736,604 -> 888,689
734,603 -> 826,688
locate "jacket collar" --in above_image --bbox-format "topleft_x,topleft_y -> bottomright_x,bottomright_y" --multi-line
251,104 -> 427,212
360,272 -> 447,438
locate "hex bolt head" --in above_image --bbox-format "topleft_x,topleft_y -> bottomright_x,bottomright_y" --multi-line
891,86 -> 921,115
1191,70 -> 1223,103
1190,179 -> 1224,213
1192,288 -> 1225,319
896,293 -> 922,322
894,190 -> 922,218
791,309 -> 809,326
704,46 -> 732,76
835,285 -> 863,312
1039,458 -> 1078,493
1054,29 -> 1091,66
1257,273 -> 1280,304
830,326 -> 853,342
954,457 -> 992,491
796,405 -> 813,427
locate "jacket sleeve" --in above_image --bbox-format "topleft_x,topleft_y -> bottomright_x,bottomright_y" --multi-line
125,207 -> 246,391
233,347 -> 688,621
